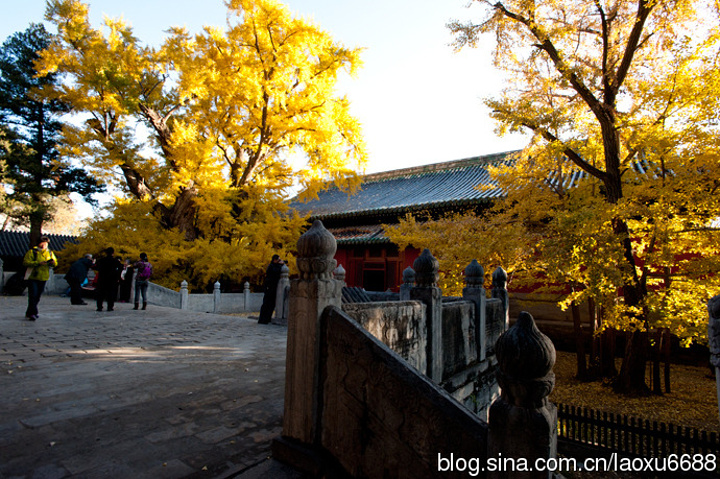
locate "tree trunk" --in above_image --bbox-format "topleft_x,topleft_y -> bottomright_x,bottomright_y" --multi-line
601,327 -> 617,379
120,164 -> 153,199
652,329 -> 662,394
158,186 -> 199,241
27,193 -> 46,248
662,329 -> 672,393
589,298 -> 601,377
28,216 -> 43,248
611,217 -> 651,394
572,301 -> 588,379
615,330 -> 650,396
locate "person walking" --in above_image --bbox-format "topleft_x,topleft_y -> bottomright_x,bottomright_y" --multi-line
64,254 -> 94,305
23,236 -> 58,321
133,253 -> 153,310
95,247 -> 122,312
258,254 -> 284,324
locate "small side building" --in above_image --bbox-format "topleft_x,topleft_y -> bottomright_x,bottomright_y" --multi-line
0,230 -> 78,272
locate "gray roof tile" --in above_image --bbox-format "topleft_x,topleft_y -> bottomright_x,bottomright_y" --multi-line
0,230 -> 78,258
292,151 -> 516,219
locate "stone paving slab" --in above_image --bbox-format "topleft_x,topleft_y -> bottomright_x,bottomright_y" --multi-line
0,294 -> 288,479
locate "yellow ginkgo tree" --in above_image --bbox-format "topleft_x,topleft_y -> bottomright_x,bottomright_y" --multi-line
38,0 -> 366,288
438,0 -> 720,394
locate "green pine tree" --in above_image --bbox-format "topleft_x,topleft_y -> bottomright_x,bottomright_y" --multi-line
0,23 -> 104,244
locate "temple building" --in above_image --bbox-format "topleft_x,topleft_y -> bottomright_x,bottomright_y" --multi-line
291,151 -> 515,292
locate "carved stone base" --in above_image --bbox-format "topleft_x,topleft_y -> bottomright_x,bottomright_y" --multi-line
488,398 -> 557,479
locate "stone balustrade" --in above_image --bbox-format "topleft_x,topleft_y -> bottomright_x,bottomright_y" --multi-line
274,220 -> 558,479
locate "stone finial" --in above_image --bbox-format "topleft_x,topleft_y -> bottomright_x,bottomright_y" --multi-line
492,266 -> 507,290
402,266 -> 416,286
333,264 -> 346,282
214,281 -> 221,292
495,311 -> 556,408
413,249 -> 439,287
464,259 -> 484,287
244,281 -> 250,292
296,220 -> 337,280
180,280 -> 188,291
281,263 -> 290,277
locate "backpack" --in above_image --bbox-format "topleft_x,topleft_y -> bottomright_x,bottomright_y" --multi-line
137,261 -> 153,281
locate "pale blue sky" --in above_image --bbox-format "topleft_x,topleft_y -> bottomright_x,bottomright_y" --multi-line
2,0 -> 528,175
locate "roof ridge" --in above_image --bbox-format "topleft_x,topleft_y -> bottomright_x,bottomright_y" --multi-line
0,229 -> 77,238
362,150 -> 519,183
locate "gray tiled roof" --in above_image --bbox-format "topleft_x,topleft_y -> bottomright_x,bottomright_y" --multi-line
292,151 -> 517,219
0,230 -> 78,258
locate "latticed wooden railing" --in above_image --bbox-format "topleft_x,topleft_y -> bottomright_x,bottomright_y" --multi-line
557,403 -> 720,457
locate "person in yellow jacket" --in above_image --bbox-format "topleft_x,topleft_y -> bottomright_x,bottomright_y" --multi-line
23,236 -> 57,321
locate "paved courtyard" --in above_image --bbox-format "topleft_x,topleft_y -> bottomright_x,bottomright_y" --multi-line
0,294 -> 291,479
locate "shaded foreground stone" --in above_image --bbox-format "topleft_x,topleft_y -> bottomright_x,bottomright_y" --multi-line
0,295 -> 287,478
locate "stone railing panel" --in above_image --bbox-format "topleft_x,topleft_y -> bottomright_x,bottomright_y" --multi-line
320,305 -> 488,478
441,300 -> 477,380
342,301 -> 426,374
485,298 -> 506,357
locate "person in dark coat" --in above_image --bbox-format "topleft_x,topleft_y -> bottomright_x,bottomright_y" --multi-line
64,254 -> 94,305
258,254 -> 284,324
94,247 -> 122,312
118,258 -> 134,303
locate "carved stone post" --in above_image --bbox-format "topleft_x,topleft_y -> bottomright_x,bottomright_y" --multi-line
333,264 -> 346,282
492,266 -> 509,329
463,259 -> 487,361
489,311 -> 557,479
243,281 -> 250,311
129,269 -> 136,305
410,249 -> 443,382
274,264 -> 290,324
282,220 -> 343,444
213,281 -> 221,314
180,280 -> 189,310
399,266 -> 415,301
708,295 -> 720,422
47,267 -> 55,292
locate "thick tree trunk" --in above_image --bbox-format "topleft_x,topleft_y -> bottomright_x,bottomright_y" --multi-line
27,193 -> 46,248
28,216 -> 43,248
156,186 -> 199,241
120,165 -> 153,199
615,330 -> 650,396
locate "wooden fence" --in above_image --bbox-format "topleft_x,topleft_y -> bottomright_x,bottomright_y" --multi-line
557,403 -> 720,458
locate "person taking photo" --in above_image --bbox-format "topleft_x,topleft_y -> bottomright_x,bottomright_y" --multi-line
23,236 -> 57,321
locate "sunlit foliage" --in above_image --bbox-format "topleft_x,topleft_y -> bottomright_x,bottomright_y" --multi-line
38,0 -> 366,289
406,0 -> 720,392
